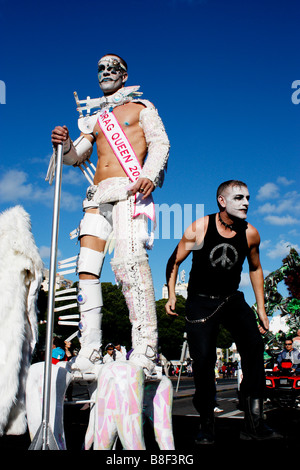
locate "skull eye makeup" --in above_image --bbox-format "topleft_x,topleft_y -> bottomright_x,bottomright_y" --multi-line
108,67 -> 118,74
233,194 -> 250,201
98,61 -> 122,75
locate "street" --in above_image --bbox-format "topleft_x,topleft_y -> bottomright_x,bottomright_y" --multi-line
1,376 -> 300,460
173,387 -> 243,419
59,375 -> 300,462
172,377 -> 300,458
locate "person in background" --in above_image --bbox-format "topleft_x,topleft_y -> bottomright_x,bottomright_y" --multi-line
276,338 -> 300,373
52,336 -> 66,365
103,343 -> 123,363
165,180 -> 282,444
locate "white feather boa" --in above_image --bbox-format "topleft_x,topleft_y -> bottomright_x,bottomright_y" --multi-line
0,205 -> 43,435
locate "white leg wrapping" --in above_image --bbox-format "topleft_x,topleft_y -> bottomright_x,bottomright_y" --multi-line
71,279 -> 103,373
77,279 -> 103,310
77,209 -> 111,276
79,211 -> 113,242
110,195 -> 159,377
111,256 -> 158,377
73,208 -> 108,373
77,247 -> 105,277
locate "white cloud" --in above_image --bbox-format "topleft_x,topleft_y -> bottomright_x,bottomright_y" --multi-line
29,153 -> 53,165
288,228 -> 300,237
267,240 -> 300,259
60,191 -> 83,212
39,245 -> 62,259
255,179 -> 300,229
239,269 -> 271,287
39,246 -> 50,258
0,169 -> 82,212
264,215 -> 300,226
239,272 -> 250,287
257,202 -> 276,215
256,182 -> 280,201
258,196 -> 300,216
62,168 -> 86,186
0,170 -> 33,202
277,176 -> 294,186
260,239 -> 271,249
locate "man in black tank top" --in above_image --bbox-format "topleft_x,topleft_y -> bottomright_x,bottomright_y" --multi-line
165,180 -> 281,444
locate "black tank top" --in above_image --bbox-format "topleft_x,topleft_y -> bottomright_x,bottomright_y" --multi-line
187,213 -> 249,297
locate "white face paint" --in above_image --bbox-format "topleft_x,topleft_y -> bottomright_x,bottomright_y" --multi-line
220,185 -> 250,220
97,55 -> 127,95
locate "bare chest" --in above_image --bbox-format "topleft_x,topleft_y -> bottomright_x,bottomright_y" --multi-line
93,104 -> 141,137
93,103 -> 146,154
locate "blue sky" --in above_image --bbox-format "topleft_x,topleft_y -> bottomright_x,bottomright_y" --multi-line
1,0 -> 300,309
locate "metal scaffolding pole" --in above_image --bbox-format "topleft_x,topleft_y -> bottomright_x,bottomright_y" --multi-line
29,144 -> 63,450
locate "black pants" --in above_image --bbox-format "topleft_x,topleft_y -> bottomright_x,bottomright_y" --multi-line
185,291 -> 265,419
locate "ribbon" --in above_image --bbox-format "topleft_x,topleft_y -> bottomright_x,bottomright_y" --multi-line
97,109 -> 155,221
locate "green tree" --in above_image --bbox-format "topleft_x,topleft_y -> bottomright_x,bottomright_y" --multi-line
101,282 -> 131,350
216,326 -> 233,349
36,282 -> 233,360
156,296 -> 186,360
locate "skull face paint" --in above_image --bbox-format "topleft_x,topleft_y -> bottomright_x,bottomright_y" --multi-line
98,56 -> 127,95
219,185 -> 250,220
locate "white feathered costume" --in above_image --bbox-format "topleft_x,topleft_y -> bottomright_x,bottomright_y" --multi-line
0,205 -> 43,435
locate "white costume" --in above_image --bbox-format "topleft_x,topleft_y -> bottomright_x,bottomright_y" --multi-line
46,85 -> 170,377
28,61 -> 174,450
0,206 -> 43,435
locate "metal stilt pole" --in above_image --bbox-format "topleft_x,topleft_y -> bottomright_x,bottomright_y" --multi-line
29,144 -> 63,450
176,332 -> 188,393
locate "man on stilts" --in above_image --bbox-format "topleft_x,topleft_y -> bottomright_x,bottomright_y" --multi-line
47,54 -> 170,378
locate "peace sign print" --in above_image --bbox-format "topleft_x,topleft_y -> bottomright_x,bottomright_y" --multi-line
209,243 -> 238,270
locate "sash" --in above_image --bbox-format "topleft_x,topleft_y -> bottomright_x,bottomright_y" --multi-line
97,109 -> 155,221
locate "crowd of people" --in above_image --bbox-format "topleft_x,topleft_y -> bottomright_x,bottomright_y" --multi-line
51,338 -> 128,365
216,362 -> 238,379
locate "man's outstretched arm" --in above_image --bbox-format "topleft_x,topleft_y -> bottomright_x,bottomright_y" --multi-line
247,224 -> 269,333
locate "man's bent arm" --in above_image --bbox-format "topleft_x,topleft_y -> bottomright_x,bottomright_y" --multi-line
46,126 -> 94,184
62,133 -> 94,166
139,104 -> 170,188
247,226 -> 269,331
165,243 -> 187,316
165,223 -> 197,316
